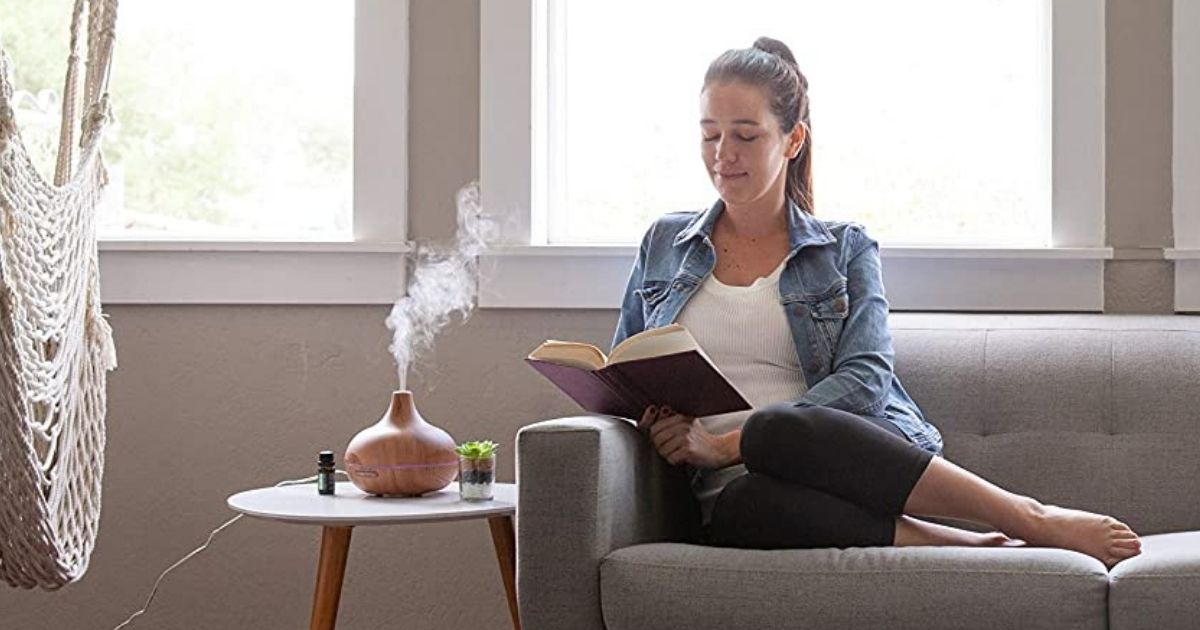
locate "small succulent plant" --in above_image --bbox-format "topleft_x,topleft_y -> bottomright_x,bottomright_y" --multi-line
455,440 -> 499,459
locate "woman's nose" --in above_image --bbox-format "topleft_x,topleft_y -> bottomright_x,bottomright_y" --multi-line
714,138 -> 735,163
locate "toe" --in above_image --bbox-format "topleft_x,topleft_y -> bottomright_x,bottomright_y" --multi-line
1104,550 -> 1141,569
1111,545 -> 1141,558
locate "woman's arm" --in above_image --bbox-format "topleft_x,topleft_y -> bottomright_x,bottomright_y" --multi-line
793,226 -> 895,417
611,226 -> 654,352
719,429 -> 743,466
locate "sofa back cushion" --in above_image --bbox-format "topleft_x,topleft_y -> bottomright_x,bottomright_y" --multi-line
890,314 -> 1200,535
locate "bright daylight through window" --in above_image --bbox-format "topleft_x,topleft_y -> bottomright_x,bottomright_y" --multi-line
545,0 -> 1051,247
0,0 -> 353,240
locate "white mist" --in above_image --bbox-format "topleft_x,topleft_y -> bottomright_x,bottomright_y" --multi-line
386,181 -> 498,390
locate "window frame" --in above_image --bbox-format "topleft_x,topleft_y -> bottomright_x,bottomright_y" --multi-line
1170,0 -> 1200,312
479,0 -> 1112,311
97,0 -> 410,304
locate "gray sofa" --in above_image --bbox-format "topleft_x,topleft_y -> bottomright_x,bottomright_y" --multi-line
515,314 -> 1200,630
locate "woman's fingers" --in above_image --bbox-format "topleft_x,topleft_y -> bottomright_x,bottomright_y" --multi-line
649,411 -> 687,440
642,405 -> 698,463
660,433 -> 691,463
638,405 -> 659,432
661,406 -> 696,424
652,421 -> 690,452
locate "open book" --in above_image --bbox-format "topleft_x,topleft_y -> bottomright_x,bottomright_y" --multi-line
525,323 -> 751,420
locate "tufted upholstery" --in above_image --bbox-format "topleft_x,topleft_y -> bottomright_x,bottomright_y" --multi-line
891,314 -> 1200,535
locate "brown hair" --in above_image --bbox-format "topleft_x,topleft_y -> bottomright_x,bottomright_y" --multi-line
704,37 -> 813,215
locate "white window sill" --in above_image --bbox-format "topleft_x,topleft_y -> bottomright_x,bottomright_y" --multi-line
479,245 -> 1115,311
1166,248 -> 1200,312
1165,248 -> 1200,260
99,239 -> 411,253
96,242 -> 1123,308
98,241 -> 412,304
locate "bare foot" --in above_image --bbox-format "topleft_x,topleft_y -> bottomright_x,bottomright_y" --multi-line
895,516 -> 1024,548
1017,503 -> 1142,568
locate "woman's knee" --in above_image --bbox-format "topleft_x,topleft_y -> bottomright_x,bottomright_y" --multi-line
740,403 -> 823,470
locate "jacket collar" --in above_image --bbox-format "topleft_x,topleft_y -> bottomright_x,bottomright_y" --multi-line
672,198 -> 836,252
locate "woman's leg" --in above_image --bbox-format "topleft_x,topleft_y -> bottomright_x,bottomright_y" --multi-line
903,457 -> 1141,567
706,472 -> 892,549
894,515 -> 1023,548
706,472 -> 1019,549
739,403 -> 934,517
741,403 -> 1141,567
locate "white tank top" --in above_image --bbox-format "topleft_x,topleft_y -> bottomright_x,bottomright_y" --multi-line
675,257 -> 808,526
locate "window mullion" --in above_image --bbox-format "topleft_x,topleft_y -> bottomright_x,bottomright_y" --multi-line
353,0 -> 409,244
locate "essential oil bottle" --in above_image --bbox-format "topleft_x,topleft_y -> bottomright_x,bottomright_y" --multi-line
317,450 -> 336,495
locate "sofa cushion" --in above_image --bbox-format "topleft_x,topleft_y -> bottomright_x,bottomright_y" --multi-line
600,542 -> 1108,630
889,315 -> 1200,535
1108,531 -> 1200,630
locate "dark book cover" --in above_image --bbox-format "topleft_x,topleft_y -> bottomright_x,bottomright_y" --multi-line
525,350 -> 751,420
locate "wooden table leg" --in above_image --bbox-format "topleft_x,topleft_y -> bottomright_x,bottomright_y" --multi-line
488,515 -> 521,630
310,526 -> 353,630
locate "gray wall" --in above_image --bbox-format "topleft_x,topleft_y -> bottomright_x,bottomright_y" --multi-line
0,0 -> 1177,628
1105,0 -> 1174,312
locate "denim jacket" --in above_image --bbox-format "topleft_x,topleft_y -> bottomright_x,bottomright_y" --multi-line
612,199 -> 944,454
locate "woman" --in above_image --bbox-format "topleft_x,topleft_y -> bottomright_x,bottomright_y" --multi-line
613,37 -> 1141,568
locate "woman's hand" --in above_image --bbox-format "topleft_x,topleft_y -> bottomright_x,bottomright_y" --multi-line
638,404 -> 732,469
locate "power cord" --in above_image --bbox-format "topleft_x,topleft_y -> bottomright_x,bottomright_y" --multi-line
110,470 -> 349,630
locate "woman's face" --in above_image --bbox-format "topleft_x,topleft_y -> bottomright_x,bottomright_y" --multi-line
699,81 -> 804,208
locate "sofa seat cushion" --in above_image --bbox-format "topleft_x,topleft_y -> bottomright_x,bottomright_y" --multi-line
1109,531 -> 1200,630
600,542 -> 1108,630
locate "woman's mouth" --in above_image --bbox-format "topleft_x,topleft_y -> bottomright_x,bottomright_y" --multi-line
715,172 -> 747,180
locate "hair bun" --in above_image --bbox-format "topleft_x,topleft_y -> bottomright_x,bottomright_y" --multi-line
752,36 -> 806,89
752,37 -> 797,68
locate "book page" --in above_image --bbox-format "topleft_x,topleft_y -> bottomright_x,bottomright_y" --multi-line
527,340 -> 607,370
608,323 -> 701,365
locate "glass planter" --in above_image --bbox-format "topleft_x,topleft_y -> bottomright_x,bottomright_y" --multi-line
458,454 -> 495,501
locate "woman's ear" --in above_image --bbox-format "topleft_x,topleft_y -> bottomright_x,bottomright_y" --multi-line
787,123 -> 807,159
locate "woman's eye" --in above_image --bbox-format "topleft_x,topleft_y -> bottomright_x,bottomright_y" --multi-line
702,135 -> 758,143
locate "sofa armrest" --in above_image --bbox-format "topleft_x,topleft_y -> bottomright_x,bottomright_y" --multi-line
516,415 -> 701,630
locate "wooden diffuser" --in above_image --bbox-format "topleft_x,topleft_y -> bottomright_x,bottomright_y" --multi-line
343,390 -> 459,496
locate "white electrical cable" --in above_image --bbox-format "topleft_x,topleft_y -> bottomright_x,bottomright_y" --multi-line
110,470 -> 348,630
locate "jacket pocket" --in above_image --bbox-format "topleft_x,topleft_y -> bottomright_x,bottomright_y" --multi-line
635,280 -> 670,322
809,287 -> 849,368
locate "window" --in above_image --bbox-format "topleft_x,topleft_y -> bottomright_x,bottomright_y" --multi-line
548,0 -> 1051,247
1,0 -> 409,303
2,0 -> 353,239
480,0 -> 1110,310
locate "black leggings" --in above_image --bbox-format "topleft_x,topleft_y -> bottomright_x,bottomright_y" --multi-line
704,403 -> 935,549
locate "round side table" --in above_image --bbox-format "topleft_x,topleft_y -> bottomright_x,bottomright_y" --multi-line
227,481 -> 519,630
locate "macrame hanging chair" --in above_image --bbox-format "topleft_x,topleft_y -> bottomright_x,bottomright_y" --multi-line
0,0 -> 119,590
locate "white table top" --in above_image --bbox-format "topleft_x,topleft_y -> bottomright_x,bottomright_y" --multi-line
227,481 -> 516,526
